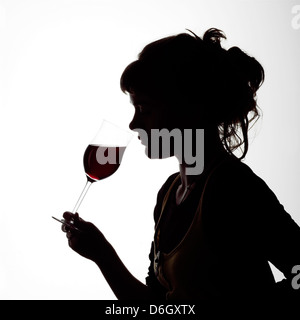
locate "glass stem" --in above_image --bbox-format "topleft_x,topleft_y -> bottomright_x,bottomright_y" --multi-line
72,179 -> 93,213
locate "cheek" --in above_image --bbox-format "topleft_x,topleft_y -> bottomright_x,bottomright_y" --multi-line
153,108 -> 172,129
160,112 -> 182,130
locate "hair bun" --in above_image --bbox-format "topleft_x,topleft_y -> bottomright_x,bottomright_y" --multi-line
227,46 -> 264,93
202,28 -> 226,48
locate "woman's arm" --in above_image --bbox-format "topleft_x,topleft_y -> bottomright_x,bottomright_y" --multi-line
94,240 -> 156,300
63,212 -> 156,300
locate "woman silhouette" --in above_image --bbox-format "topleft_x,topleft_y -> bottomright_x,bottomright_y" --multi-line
62,28 -> 300,302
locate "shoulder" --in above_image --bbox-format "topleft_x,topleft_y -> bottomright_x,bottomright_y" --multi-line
204,156 -> 300,238
203,156 -> 284,228
207,156 -> 273,198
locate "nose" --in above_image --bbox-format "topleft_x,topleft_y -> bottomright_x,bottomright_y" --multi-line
129,111 -> 141,131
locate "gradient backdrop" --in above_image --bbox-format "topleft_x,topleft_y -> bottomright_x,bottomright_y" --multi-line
0,0 -> 299,299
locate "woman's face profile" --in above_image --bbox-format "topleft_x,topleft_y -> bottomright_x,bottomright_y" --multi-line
129,92 -> 166,131
128,91 -> 203,161
129,91 -> 180,159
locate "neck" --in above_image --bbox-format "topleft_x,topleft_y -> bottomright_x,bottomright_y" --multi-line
178,127 -> 227,190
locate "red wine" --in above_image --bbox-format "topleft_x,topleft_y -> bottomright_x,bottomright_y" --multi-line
83,145 -> 126,182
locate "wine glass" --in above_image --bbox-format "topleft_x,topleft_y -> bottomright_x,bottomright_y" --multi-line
52,119 -> 133,229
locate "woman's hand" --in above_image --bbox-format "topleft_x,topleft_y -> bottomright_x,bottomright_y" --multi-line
61,212 -> 152,300
62,211 -> 107,263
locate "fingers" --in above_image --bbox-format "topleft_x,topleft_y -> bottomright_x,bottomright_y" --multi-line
63,212 -> 83,225
61,212 -> 82,233
66,229 -> 73,239
63,211 -> 79,226
61,224 -> 68,233
63,211 -> 77,222
63,223 -> 81,246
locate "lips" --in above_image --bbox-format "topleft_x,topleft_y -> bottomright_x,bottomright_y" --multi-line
134,129 -> 148,146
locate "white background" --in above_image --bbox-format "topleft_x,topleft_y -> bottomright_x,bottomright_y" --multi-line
0,0 -> 299,300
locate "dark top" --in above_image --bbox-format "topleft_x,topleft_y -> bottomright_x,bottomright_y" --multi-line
146,156 -> 300,301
